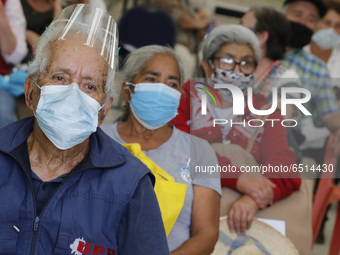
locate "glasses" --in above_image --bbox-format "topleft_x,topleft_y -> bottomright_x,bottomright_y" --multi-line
213,57 -> 256,75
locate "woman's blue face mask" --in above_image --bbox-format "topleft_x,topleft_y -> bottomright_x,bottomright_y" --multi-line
34,82 -> 103,150
126,82 -> 181,130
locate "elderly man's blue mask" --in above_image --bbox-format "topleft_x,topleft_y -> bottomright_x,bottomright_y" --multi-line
34,82 -> 103,150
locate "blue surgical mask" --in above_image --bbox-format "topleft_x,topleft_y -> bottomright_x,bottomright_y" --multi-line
127,83 -> 181,130
312,28 -> 340,49
34,82 -> 103,150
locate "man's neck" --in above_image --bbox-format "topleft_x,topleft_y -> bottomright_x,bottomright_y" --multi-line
27,121 -> 90,182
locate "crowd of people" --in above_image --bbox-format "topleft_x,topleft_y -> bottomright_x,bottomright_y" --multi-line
0,0 -> 340,254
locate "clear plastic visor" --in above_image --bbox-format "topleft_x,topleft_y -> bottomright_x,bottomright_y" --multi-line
38,4 -> 118,69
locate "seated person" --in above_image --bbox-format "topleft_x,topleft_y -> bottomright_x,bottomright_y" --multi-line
241,5 -> 304,161
20,0 -> 62,62
0,5 -> 169,254
171,24 -> 301,235
142,0 -> 213,79
101,44 -> 221,254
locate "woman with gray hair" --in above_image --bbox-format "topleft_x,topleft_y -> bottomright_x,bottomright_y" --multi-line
101,44 -> 221,254
171,24 -> 301,235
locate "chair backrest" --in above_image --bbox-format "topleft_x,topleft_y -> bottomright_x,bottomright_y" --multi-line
118,4 -> 176,67
312,134 -> 338,245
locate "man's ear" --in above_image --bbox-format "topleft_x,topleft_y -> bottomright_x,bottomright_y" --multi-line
24,76 -> 36,111
257,30 -> 269,48
98,96 -> 113,126
103,97 -> 113,116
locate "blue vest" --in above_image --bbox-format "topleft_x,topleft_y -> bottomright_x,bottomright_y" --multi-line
0,118 -> 168,255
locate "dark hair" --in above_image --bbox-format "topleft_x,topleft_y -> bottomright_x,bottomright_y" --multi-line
251,6 -> 291,60
324,0 -> 340,15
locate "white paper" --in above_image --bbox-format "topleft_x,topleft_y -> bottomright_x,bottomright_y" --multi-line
219,216 -> 286,236
257,218 -> 286,236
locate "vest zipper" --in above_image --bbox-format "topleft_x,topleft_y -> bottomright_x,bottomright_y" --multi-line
34,216 -> 40,231
29,216 -> 40,254
28,168 -> 86,254
4,148 -> 95,254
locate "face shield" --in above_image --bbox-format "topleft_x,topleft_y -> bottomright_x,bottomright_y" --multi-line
37,4 -> 118,70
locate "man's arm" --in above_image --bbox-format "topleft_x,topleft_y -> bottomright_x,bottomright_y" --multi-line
322,111 -> 340,154
117,174 -> 170,255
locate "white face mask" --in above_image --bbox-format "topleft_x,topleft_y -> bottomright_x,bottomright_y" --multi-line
34,82 -> 103,150
312,28 -> 340,49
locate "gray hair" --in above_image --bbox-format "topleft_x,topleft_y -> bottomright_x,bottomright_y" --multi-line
121,45 -> 185,86
202,24 -> 260,64
27,24 -> 117,100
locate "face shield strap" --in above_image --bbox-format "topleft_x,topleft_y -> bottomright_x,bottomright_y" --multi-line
208,59 -> 216,70
124,81 -> 136,94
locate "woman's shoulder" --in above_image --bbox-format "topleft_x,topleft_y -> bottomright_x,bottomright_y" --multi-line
172,127 -> 218,161
100,122 -> 121,141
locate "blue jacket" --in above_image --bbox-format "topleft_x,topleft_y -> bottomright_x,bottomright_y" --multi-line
0,118 -> 169,255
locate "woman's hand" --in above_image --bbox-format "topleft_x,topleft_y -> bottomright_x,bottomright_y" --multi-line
236,173 -> 275,208
227,195 -> 259,235
170,185 -> 220,255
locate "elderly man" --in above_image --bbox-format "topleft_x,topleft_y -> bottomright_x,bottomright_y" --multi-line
283,0 -> 340,155
0,4 -> 169,255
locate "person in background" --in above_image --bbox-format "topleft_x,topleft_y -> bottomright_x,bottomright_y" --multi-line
0,0 -> 28,128
142,0 -> 213,80
20,0 -> 63,62
241,6 -> 299,102
241,6 -> 303,161
171,24 -> 301,235
307,0 -> 340,96
283,0 -> 340,155
0,5 -> 169,254
303,0 -> 340,243
101,45 -> 221,255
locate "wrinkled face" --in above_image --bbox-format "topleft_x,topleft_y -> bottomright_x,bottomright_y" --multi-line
317,9 -> 340,34
285,1 -> 319,30
206,43 -> 256,77
26,39 -> 112,125
124,53 -> 181,99
39,39 -> 108,103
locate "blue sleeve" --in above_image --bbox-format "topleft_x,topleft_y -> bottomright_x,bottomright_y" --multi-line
117,174 -> 170,255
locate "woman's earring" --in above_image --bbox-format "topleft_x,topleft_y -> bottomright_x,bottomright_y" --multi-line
123,101 -> 130,108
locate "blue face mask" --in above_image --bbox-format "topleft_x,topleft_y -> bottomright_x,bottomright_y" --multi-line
127,83 -> 181,130
35,82 -> 103,150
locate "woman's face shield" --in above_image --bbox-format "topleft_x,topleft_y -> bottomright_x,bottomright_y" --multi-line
37,4 -> 118,70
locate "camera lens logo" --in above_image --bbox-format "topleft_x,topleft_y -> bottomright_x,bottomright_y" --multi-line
197,83 -> 222,115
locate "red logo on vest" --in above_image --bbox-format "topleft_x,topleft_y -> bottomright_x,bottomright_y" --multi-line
70,237 -> 115,255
